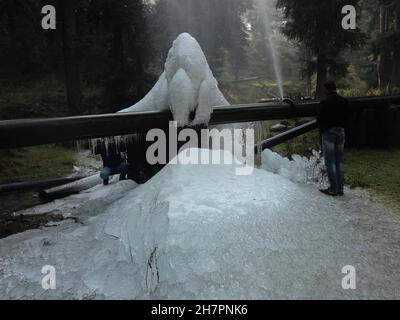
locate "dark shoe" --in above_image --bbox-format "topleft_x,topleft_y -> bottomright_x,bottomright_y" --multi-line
103,178 -> 109,186
119,175 -> 127,181
338,192 -> 344,196
319,188 -> 338,197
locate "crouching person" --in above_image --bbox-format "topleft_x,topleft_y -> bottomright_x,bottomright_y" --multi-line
94,137 -> 129,185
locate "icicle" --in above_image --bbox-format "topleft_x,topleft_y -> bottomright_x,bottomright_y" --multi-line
90,138 -> 97,156
104,137 -> 110,157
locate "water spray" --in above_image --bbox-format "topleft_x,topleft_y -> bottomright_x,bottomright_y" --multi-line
256,0 -> 284,100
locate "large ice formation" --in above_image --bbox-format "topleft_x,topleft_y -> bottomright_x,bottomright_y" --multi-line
1,148 -> 400,299
119,33 -> 228,127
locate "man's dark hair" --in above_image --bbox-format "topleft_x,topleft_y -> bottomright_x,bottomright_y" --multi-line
324,80 -> 337,92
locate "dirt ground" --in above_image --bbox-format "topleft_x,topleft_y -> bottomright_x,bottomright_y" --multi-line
0,211 -> 65,239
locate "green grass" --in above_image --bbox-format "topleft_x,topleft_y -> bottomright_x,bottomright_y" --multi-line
0,145 -> 78,214
345,149 -> 400,208
0,145 -> 76,185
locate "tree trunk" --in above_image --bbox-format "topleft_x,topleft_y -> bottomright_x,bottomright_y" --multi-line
305,58 -> 313,97
316,53 -> 327,99
378,5 -> 393,92
391,3 -> 400,89
111,25 -> 124,66
59,0 -> 82,115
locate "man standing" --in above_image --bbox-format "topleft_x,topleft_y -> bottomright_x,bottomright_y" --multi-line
94,137 -> 129,185
317,81 -> 348,197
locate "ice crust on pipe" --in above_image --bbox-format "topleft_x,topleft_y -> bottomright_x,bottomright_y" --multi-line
119,33 -> 228,126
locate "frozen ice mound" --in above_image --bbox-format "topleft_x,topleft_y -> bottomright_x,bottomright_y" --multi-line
261,148 -> 325,184
1,148 -> 400,299
119,33 -> 228,127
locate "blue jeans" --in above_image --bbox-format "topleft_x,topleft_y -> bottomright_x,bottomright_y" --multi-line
100,162 -> 129,181
322,128 -> 345,194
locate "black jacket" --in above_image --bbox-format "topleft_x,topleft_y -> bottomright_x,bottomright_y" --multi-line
95,141 -> 126,168
317,92 -> 349,133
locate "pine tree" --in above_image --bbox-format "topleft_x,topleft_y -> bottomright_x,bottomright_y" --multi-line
277,0 -> 364,98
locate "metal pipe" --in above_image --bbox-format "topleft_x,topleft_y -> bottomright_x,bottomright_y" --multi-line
255,120 -> 318,154
0,176 -> 87,193
1,95 -> 399,149
0,110 -> 172,149
38,174 -> 101,202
